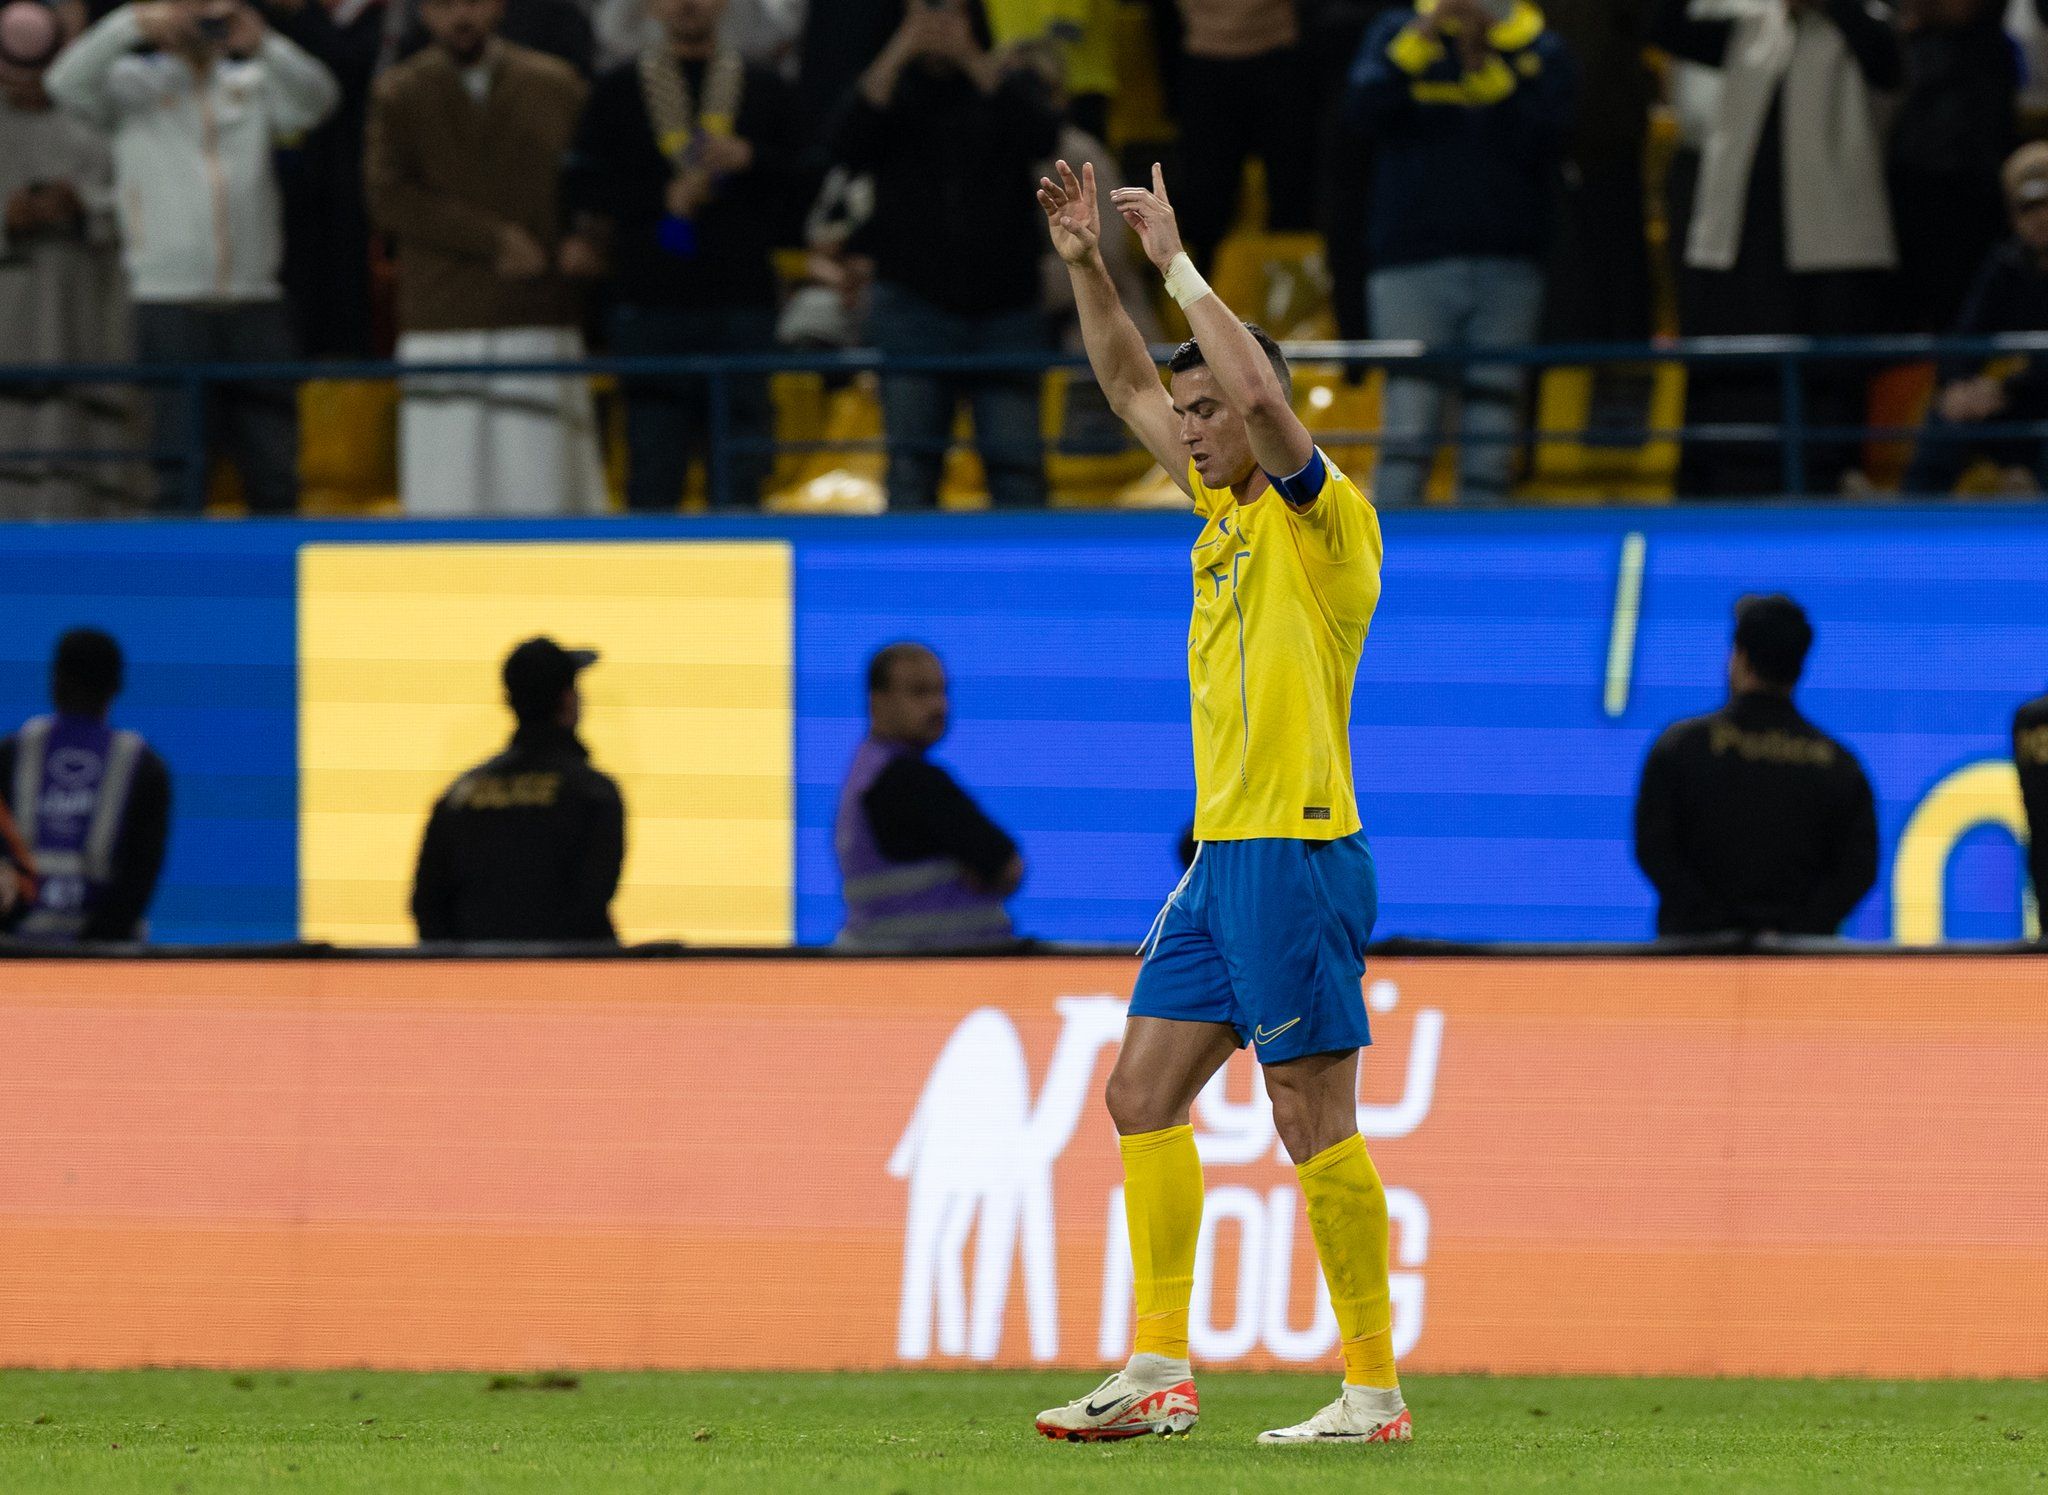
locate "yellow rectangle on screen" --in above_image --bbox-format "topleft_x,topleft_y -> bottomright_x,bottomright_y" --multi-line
298,542 -> 794,946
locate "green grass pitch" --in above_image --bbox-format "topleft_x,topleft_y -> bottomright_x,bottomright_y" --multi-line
1,1369 -> 2041,1493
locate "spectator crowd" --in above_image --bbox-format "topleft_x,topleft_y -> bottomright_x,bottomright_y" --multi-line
7,0 -> 2048,511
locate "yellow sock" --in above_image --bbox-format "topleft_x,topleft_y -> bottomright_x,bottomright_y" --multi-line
1118,1123 -> 1203,1360
1297,1131 -> 1398,1388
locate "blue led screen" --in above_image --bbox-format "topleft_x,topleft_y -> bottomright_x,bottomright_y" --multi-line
793,508 -> 2047,946
0,507 -> 2038,946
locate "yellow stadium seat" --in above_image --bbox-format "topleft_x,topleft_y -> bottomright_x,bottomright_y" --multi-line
1106,0 -> 1175,150
939,417 -> 991,510
1208,231 -> 1336,343
593,376 -> 634,510
941,368 -> 1159,509
1115,463 -> 1194,509
769,370 -> 1141,512
766,371 -> 828,494
1046,367 -> 1153,507
763,373 -> 887,514
1520,362 -> 1684,504
297,378 -> 399,514
1292,361 -> 1384,482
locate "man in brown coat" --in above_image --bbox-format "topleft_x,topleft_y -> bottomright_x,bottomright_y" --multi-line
366,0 -> 607,515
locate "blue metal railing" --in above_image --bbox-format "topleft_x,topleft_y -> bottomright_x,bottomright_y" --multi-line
6,332 -> 2048,512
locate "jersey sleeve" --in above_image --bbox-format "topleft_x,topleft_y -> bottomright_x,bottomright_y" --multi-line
1281,450 -> 1383,565
1276,449 -> 1384,631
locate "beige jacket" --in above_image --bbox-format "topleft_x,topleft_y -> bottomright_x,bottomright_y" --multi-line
1687,8 -> 1897,273
46,7 -> 338,302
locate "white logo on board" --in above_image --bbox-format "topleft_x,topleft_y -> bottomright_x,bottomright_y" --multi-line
887,997 -> 1128,1361
890,980 -> 1444,1365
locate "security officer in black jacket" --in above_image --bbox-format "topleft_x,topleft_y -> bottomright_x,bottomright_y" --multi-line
1634,595 -> 1878,938
2017,688 -> 2048,912
411,637 -> 625,944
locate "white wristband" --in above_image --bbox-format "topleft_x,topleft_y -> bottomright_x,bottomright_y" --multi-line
1163,251 -> 1211,310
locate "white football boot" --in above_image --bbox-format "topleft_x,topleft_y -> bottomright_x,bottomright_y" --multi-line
1035,1354 -> 1199,1442
1257,1383 -> 1412,1445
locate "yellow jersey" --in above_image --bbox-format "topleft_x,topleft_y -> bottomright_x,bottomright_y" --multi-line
1186,449 -> 1383,841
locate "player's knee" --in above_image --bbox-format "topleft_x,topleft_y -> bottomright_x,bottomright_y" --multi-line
1267,1086 -> 1315,1162
1266,1078 -> 1354,1165
1104,1066 -> 1169,1135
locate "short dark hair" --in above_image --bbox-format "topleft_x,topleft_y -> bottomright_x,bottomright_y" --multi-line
1167,323 -> 1293,399
866,641 -> 938,696
51,628 -> 123,716
1732,594 -> 1814,689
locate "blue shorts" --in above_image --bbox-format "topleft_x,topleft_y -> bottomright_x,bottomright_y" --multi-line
1129,832 -> 1378,1065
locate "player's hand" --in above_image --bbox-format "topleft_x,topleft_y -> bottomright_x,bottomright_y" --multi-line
1037,158 -> 1101,268
1109,162 -> 1186,274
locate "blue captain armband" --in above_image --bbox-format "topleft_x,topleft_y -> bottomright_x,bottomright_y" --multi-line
1267,447 -> 1327,507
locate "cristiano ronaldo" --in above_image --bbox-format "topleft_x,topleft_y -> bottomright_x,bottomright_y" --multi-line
1030,161 -> 1408,1448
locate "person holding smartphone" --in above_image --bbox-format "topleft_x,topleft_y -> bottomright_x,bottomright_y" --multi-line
43,0 -> 337,515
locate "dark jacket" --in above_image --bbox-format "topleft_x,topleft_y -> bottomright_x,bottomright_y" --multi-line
272,0 -> 383,356
2016,691 -> 2048,909
864,755 -> 1018,884
1888,13 -> 2017,329
411,723 -> 624,943
1935,238 -> 2048,406
796,0 -> 902,139
0,732 -> 172,942
562,56 -> 805,311
1634,692 -> 1878,938
826,60 -> 1060,316
1345,0 -> 1576,268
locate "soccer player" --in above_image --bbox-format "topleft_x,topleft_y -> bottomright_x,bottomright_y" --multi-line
1031,161 -> 1407,1447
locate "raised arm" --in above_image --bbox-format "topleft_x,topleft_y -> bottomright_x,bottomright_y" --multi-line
1111,164 -> 1314,483
44,5 -> 153,128
248,20 -> 341,139
1038,159 -> 1190,495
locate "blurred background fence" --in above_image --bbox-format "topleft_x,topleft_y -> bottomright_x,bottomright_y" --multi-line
13,333 -> 2048,515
